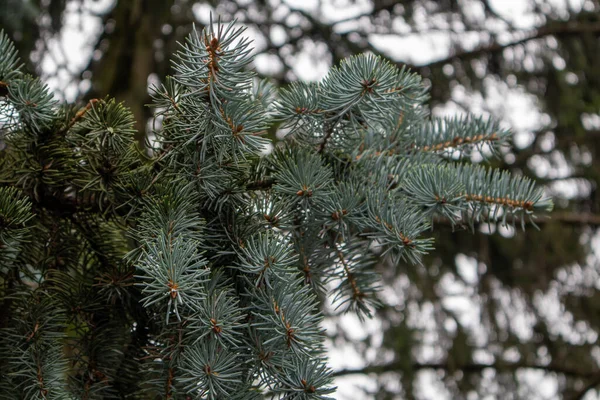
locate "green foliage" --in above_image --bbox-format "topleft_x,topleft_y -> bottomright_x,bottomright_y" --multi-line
413,115 -> 511,158
7,76 -> 57,133
0,19 -> 552,399
137,235 -> 209,322
0,30 -> 22,83
0,291 -> 73,399
0,187 -> 34,267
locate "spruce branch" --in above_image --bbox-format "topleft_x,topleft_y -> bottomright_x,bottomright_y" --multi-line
173,19 -> 254,104
179,340 -> 246,399
59,98 -> 100,134
0,30 -> 22,83
186,276 -> 245,348
136,235 -> 209,322
457,164 -> 553,229
330,244 -> 382,317
7,75 -> 58,134
414,115 -> 511,158
270,148 -> 333,203
0,19 -> 555,399
0,187 -> 34,267
251,276 -> 324,355
237,232 -> 298,287
268,356 -> 335,400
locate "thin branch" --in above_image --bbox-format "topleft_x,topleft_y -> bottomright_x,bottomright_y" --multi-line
246,178 -> 275,191
318,122 -> 335,154
571,375 -> 600,400
0,81 -> 8,96
416,21 -> 600,70
550,211 -> 600,226
57,98 -> 100,135
333,361 -> 598,379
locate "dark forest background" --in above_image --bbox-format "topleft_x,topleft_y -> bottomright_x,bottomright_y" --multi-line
2,0 -> 600,399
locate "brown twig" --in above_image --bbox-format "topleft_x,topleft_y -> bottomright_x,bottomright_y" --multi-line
416,21 -> 600,71
0,80 -> 8,96
333,361 -> 598,379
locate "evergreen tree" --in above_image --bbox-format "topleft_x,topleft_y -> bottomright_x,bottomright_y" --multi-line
0,19 -> 551,400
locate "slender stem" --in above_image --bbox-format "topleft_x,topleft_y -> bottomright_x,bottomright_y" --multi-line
0,80 -> 8,96
246,178 -> 275,191
416,21 -> 600,70
318,121 -> 334,154
571,375 -> 600,400
333,361 -> 598,379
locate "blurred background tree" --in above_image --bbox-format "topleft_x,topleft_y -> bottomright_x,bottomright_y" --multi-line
3,0 -> 599,398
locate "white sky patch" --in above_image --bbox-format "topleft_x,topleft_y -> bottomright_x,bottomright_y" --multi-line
534,283 -> 599,345
517,369 -> 559,399
40,0 -> 114,101
581,113 -> 600,131
417,370 -> 452,400
291,51 -> 330,81
320,0 -> 372,24
334,375 -> 378,400
455,254 -> 479,285
326,340 -> 365,370
370,32 -> 453,66
268,24 -> 287,47
192,3 -> 215,23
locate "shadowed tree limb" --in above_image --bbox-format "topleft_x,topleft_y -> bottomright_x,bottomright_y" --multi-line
571,375 -> 600,400
547,212 -> 600,225
333,361 -> 598,379
415,20 -> 600,71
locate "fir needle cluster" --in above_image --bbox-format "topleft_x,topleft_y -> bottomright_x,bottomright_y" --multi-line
0,18 -> 551,399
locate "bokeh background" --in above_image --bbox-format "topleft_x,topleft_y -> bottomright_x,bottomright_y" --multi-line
2,0 -> 600,398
